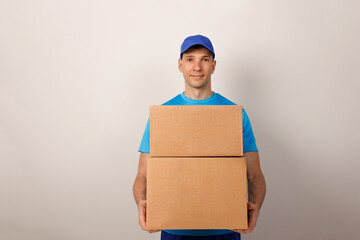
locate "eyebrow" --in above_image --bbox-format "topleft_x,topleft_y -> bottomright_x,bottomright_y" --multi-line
184,55 -> 211,58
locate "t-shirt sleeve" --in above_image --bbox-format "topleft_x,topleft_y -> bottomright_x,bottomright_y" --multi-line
243,108 -> 258,152
138,118 -> 150,154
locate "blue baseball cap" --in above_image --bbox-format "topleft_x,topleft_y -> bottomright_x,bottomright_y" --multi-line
180,35 -> 215,59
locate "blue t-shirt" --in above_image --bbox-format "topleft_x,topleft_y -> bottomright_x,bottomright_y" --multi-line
138,92 -> 258,236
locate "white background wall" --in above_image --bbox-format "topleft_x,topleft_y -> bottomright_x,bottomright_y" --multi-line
1,0 -> 359,239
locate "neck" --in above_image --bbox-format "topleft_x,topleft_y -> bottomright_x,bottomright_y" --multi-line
184,80 -> 213,100
184,86 -> 213,100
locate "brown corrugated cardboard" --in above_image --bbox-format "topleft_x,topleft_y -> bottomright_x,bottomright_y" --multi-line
150,105 -> 243,157
146,157 -> 248,230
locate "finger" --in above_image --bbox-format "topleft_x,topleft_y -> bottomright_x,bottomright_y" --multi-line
242,220 -> 256,234
248,210 -> 258,228
139,200 -> 147,209
138,205 -> 147,230
248,212 -> 254,226
139,213 -> 146,230
246,218 -> 256,233
231,229 -> 247,234
247,202 -> 258,212
237,226 -> 253,234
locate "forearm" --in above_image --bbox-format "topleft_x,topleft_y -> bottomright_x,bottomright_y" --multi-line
248,173 -> 266,209
133,175 -> 146,205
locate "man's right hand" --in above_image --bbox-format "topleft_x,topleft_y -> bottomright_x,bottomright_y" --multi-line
138,199 -> 161,233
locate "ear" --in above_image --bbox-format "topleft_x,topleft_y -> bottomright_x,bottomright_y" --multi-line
211,60 -> 217,74
178,58 -> 183,73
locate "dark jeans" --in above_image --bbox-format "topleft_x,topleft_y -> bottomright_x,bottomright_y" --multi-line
161,231 -> 241,240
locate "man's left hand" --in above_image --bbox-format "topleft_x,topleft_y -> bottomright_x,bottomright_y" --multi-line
230,202 -> 260,234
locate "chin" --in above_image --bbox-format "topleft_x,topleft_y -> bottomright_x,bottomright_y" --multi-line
186,79 -> 208,89
190,84 -> 206,89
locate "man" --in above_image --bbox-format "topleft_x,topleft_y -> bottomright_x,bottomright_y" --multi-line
133,35 -> 266,240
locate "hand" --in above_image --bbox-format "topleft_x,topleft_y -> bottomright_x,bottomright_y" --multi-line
231,202 -> 260,234
137,199 -> 161,233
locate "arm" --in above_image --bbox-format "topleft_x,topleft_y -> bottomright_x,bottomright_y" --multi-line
133,152 -> 148,206
246,151 -> 266,209
233,151 -> 266,234
133,152 -> 160,233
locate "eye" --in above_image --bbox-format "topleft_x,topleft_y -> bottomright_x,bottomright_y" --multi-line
186,58 -> 192,62
203,58 -> 210,62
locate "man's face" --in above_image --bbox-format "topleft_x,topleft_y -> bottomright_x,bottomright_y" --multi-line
178,47 -> 216,89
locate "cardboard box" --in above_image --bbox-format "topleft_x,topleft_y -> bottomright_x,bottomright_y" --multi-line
146,157 -> 248,230
150,105 -> 243,157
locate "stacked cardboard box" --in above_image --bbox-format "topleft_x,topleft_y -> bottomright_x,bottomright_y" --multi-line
147,105 -> 248,230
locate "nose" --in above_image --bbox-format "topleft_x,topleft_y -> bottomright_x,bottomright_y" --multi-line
193,60 -> 202,71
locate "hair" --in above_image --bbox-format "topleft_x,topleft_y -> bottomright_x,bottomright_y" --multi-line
181,44 -> 215,60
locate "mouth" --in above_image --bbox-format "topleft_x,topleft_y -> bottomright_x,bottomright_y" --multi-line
190,75 -> 204,78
